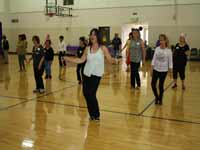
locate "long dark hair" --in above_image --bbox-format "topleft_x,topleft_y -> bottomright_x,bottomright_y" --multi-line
88,28 -> 102,46
129,32 -> 133,39
79,36 -> 87,47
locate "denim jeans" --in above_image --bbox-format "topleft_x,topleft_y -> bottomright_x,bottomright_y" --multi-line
45,61 -> 52,76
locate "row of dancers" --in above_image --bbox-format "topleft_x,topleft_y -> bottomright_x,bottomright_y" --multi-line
65,28 -> 190,120
1,28 -> 190,121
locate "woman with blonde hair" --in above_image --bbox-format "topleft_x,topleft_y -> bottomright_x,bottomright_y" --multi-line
172,34 -> 190,90
151,34 -> 173,105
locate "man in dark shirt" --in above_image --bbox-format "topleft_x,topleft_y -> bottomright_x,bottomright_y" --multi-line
76,37 -> 86,84
112,33 -> 122,58
2,35 -> 9,64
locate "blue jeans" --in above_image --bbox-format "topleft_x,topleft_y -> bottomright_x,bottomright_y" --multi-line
113,49 -> 119,58
45,61 -> 52,76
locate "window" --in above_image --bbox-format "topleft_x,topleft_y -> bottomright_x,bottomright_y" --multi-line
63,0 -> 74,5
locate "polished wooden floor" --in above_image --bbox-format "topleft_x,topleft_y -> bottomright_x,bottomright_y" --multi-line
0,55 -> 200,150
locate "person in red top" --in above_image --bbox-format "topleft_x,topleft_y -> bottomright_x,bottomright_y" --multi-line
122,32 -> 133,72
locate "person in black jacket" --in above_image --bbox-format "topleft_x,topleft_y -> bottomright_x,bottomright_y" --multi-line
112,33 -> 122,58
44,40 -> 54,79
76,37 -> 87,84
2,35 -> 9,64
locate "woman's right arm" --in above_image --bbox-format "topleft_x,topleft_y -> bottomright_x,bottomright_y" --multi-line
65,47 -> 87,64
27,48 -> 34,63
122,40 -> 128,50
126,42 -> 131,57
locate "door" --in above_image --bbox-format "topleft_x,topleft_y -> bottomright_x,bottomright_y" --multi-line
99,26 -> 110,45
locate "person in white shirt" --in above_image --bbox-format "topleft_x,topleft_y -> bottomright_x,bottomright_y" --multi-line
64,28 -> 117,121
58,35 -> 66,79
151,34 -> 173,105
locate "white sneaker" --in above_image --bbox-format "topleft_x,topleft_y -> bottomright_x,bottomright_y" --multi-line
39,89 -> 45,94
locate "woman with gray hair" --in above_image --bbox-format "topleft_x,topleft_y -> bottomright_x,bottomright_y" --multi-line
172,34 -> 190,90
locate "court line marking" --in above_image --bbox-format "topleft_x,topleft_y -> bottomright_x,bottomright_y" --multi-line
0,82 -> 77,101
1,68 -> 199,125
29,84 -> 78,100
139,81 -> 174,115
141,114 -> 200,125
28,100 -> 200,125
0,100 -> 32,111
1,87 -> 200,125
0,84 -> 78,110
37,100 -> 140,116
0,95 -> 28,100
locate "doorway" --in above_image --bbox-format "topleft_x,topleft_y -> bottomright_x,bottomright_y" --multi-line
121,24 -> 148,47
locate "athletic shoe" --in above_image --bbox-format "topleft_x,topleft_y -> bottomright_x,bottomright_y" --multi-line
89,117 -> 94,121
39,89 -> 45,94
33,89 -> 39,93
94,117 -> 100,122
158,100 -> 163,105
135,86 -> 140,90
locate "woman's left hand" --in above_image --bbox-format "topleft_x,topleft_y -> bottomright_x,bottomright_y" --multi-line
168,69 -> 173,79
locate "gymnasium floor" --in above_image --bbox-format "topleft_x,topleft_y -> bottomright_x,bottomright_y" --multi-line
0,55 -> 200,150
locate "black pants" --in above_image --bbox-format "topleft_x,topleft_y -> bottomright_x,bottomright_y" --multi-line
151,70 -> 167,101
18,54 -> 26,70
83,75 -> 101,118
130,62 -> 141,88
76,62 -> 86,82
34,67 -> 44,90
59,51 -> 66,67
173,65 -> 186,80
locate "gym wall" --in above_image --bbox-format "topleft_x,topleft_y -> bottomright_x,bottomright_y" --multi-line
1,0 -> 200,52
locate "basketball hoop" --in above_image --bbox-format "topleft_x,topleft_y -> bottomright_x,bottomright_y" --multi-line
45,2 -> 56,18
